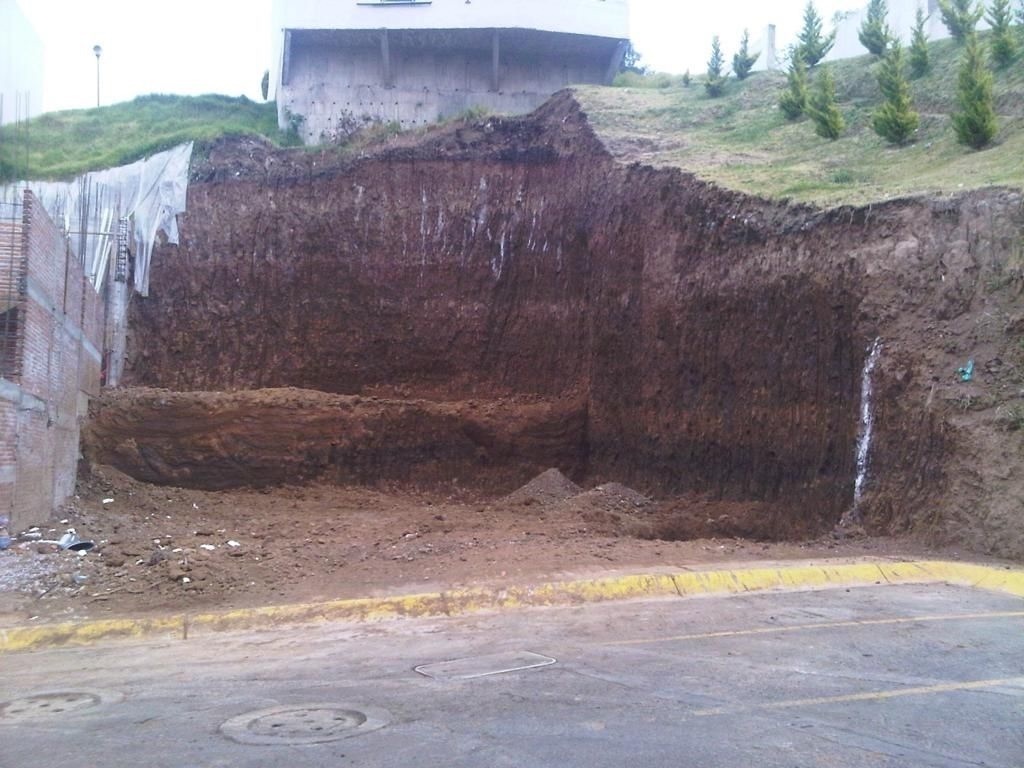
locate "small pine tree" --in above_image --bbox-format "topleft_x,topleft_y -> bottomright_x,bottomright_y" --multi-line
808,65 -> 845,139
986,0 -> 1019,67
937,0 -> 984,41
909,6 -> 931,78
797,1 -> 837,67
859,0 -> 892,56
682,70 -> 691,87
732,29 -> 760,80
260,70 -> 270,101
872,41 -> 920,144
705,36 -> 728,97
779,54 -> 809,119
952,33 -> 998,148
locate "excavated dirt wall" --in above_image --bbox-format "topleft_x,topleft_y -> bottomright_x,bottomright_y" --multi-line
85,388 -> 586,490
91,94 -> 1024,553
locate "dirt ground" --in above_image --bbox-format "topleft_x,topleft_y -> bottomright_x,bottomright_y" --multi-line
0,466 -> 965,628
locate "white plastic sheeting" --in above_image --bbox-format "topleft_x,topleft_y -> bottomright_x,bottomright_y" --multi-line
0,142 -> 193,296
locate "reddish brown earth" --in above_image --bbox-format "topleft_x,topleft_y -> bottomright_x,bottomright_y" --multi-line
7,92 -> 1021,623
116,95 -> 1024,552
122,96 -> 867,532
83,387 -> 586,491
0,466 -> 955,627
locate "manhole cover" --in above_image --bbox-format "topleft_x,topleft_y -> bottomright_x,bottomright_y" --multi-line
0,690 -> 123,722
415,650 -> 557,680
220,704 -> 389,746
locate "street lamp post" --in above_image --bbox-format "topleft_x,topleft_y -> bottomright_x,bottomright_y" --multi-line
93,45 -> 102,107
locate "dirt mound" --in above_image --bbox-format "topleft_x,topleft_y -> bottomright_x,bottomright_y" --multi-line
502,468 -> 582,507
539,482 -> 654,537
636,496 -> 797,542
578,482 -> 652,510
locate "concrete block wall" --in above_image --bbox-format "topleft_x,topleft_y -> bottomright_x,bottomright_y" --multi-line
0,190 -> 103,532
286,36 -> 611,138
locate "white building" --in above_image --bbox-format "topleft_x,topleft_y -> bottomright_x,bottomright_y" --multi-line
827,0 -> 983,62
0,0 -> 43,125
271,0 -> 630,143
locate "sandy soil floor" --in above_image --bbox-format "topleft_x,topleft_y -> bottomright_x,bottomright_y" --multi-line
0,467 -> 971,628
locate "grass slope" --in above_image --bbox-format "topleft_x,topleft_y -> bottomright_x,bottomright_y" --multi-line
577,34 -> 1024,207
2,33 -> 1021,205
0,94 -> 291,182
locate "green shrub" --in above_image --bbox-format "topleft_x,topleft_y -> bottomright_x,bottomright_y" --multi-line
937,0 -> 984,42
612,71 -> 685,89
909,7 -> 932,77
872,41 -> 920,144
779,55 -> 809,119
808,66 -> 845,139
859,0 -> 892,56
732,29 -> 760,80
952,34 -> 998,148
986,0 -> 1019,67
797,1 -> 836,67
705,36 -> 728,97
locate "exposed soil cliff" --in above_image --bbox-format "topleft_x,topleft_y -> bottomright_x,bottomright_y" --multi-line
86,92 -> 1024,558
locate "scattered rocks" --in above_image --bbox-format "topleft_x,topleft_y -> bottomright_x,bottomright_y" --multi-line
569,483 -> 652,513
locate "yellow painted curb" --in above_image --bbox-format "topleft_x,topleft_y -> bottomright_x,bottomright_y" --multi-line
0,559 -> 1020,654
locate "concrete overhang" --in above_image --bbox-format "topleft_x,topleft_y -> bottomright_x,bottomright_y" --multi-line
285,26 -> 625,57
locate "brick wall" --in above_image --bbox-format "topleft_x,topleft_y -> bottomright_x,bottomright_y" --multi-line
0,190 -> 104,532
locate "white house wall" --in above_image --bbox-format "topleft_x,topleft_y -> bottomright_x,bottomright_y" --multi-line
827,0 -> 986,63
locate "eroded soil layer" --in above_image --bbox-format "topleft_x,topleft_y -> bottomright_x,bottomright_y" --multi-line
100,93 -> 1024,556
85,388 -> 586,491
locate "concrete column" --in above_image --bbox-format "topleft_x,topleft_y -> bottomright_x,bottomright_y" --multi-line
765,24 -> 778,71
604,40 -> 629,84
282,30 -> 293,86
381,29 -> 393,89
491,30 -> 500,92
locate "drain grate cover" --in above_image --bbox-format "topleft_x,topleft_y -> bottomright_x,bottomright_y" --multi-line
0,690 -> 123,722
415,650 -> 557,680
220,704 -> 389,746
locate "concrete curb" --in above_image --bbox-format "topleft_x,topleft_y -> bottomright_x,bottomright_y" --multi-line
1,559 -> 1021,654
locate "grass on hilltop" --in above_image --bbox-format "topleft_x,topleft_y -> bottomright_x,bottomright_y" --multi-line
0,94 -> 295,183
2,32 -> 1023,205
577,32 -> 1024,207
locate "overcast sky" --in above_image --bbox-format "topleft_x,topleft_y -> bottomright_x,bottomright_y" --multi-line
20,0 -> 859,114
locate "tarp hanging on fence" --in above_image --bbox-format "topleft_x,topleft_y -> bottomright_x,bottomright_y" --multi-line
0,142 -> 193,296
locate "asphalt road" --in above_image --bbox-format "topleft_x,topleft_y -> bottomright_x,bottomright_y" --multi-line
2,582 -> 1023,767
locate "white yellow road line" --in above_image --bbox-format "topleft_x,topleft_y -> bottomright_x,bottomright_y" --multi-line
607,610 -> 1024,646
692,677 -> 1024,717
